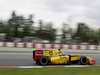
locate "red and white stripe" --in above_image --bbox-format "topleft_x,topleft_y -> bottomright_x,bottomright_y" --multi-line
0,42 -> 100,50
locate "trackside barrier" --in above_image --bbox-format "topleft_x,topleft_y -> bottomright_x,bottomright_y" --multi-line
71,45 -> 80,50
0,42 -> 4,47
62,44 -> 69,50
6,42 -> 15,47
44,44 -> 52,49
25,43 -> 33,48
16,42 -> 24,48
0,42 -> 100,50
35,43 -> 43,49
54,44 -> 61,49
88,45 -> 97,50
97,45 -> 100,50
80,45 -> 88,50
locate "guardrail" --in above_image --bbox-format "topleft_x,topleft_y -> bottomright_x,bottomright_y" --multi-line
0,42 -> 100,50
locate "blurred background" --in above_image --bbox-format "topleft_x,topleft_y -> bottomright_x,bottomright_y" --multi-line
0,11 -> 99,45
0,0 -> 100,45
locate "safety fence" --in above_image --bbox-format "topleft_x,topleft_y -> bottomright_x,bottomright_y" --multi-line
0,42 -> 100,50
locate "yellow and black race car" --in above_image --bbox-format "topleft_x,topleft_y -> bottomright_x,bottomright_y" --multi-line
32,49 -> 96,65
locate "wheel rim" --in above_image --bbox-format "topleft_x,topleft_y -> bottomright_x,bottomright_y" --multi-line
40,57 -> 48,65
80,57 -> 87,65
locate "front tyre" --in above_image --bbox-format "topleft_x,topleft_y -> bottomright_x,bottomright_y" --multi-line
80,56 -> 87,65
39,57 -> 48,65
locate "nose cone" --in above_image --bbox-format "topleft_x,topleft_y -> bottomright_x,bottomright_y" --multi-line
89,58 -> 96,65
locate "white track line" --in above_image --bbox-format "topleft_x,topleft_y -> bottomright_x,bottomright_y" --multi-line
64,65 -> 90,67
0,65 -> 98,68
17,65 -> 91,68
17,66 -> 43,68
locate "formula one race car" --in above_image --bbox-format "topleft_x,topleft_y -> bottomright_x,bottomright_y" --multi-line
32,49 -> 96,65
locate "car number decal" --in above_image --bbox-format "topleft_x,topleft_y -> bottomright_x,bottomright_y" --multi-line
43,50 -> 58,56
49,51 -> 53,55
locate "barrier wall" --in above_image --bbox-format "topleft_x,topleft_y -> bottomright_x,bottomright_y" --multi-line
0,42 -> 99,50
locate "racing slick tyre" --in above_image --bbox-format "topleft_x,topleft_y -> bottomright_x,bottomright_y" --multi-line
80,56 -> 87,65
39,57 -> 49,65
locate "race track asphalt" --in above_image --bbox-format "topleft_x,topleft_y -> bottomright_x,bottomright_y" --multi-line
0,48 -> 100,66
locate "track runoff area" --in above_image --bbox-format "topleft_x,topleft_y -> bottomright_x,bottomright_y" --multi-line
0,48 -> 99,68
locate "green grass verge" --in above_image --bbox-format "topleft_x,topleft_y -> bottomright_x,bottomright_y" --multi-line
0,67 -> 100,75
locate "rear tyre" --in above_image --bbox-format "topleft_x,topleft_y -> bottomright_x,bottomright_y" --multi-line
80,56 -> 87,65
39,57 -> 48,65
